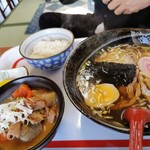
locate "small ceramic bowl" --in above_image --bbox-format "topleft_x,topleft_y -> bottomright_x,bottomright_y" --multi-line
0,76 -> 65,150
19,28 -> 74,71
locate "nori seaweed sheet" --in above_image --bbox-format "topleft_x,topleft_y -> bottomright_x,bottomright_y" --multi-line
84,62 -> 136,86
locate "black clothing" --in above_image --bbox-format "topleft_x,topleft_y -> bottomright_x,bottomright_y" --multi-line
59,0 -> 78,5
39,12 -> 102,38
93,0 -> 150,29
39,0 -> 150,38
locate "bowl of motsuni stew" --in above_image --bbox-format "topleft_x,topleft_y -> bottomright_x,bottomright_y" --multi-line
0,76 -> 64,150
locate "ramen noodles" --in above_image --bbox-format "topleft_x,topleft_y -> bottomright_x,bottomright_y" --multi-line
77,44 -> 150,126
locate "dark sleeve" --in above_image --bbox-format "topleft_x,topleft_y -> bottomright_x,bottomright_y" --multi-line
93,0 -> 108,15
93,0 -> 150,30
104,6 -> 150,30
59,0 -> 78,5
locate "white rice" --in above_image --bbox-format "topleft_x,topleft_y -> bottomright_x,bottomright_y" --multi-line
29,39 -> 71,58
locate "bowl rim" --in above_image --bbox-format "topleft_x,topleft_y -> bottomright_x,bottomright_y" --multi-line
19,28 -> 74,60
0,75 -> 65,150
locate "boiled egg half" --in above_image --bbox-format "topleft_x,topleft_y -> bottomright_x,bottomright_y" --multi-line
84,83 -> 120,108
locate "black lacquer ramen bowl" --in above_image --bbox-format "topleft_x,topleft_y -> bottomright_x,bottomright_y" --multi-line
63,28 -> 150,134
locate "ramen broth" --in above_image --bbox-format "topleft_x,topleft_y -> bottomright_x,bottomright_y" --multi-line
77,44 -> 150,126
0,84 -> 59,150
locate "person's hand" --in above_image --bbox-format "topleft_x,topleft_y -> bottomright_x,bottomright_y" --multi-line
102,0 -> 150,15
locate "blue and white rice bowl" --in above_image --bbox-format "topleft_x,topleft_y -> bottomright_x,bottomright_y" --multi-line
19,28 -> 74,71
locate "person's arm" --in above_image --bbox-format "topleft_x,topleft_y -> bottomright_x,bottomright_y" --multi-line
102,0 -> 150,15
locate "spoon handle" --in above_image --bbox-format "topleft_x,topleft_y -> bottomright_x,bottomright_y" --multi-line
122,108 -> 150,150
129,118 -> 144,150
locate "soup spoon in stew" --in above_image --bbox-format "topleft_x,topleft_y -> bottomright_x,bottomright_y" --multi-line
122,107 -> 150,150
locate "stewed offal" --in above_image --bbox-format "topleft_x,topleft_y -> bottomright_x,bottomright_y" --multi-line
0,84 -> 59,150
77,44 -> 150,126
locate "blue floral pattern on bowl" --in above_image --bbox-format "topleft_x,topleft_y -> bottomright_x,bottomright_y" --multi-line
26,47 -> 71,71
